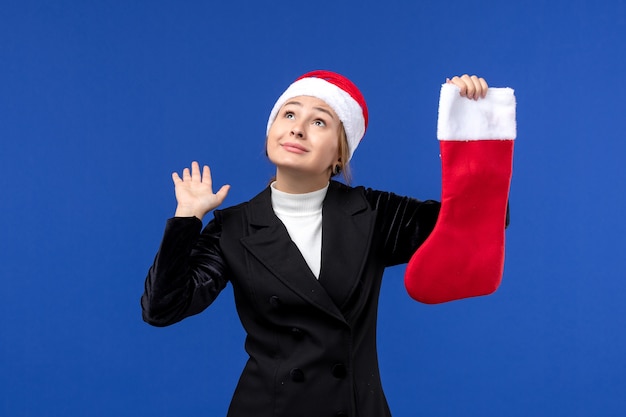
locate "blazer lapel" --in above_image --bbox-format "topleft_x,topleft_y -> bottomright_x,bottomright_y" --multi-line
318,182 -> 376,311
240,187 -> 346,323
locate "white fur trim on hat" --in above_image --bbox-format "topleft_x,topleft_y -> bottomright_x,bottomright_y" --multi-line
267,77 -> 366,160
437,83 -> 516,141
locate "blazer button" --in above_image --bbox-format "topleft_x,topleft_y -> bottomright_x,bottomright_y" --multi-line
290,368 -> 305,382
332,363 -> 347,379
269,295 -> 280,308
290,327 -> 304,340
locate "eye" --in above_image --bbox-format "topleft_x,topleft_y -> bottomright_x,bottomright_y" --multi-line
313,119 -> 326,127
284,111 -> 295,119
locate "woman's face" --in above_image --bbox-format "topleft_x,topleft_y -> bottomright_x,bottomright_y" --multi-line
267,95 -> 341,181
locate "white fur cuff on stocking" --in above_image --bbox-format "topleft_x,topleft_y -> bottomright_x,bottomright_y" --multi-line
438,83 -> 516,141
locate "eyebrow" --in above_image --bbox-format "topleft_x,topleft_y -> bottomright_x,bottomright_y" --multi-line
283,100 -> 337,120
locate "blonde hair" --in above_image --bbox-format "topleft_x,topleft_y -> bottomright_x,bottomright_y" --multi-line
332,123 -> 352,184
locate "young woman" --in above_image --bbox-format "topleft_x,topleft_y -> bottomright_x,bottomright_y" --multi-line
142,71 -> 489,417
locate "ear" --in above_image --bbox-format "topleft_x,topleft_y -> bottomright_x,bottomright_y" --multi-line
332,164 -> 342,176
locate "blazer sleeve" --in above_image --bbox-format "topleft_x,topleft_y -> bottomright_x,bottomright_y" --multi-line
141,215 -> 229,327
364,189 -> 441,267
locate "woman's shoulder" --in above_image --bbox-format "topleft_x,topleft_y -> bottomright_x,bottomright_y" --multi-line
211,186 -> 273,227
328,180 -> 409,204
329,181 -> 440,216
327,181 -> 411,214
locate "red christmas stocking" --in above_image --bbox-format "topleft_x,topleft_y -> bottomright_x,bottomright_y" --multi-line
405,84 -> 516,304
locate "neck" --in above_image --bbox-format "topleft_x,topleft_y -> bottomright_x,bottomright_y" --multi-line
273,168 -> 331,194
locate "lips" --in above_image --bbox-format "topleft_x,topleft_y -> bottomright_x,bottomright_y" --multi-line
281,142 -> 308,154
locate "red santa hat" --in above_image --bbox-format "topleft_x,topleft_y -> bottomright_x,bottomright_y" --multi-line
267,70 -> 368,161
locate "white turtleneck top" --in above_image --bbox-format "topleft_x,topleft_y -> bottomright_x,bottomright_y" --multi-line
270,182 -> 329,279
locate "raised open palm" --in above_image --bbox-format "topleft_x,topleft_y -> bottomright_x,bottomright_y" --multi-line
172,161 -> 230,220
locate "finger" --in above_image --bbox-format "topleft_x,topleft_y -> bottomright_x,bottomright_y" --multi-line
214,184 -> 231,205
202,165 -> 215,194
461,74 -> 476,99
182,167 -> 191,181
470,75 -> 482,100
478,77 -> 488,98
449,76 -> 468,97
470,75 -> 486,100
202,165 -> 213,187
172,172 -> 182,184
191,161 -> 201,181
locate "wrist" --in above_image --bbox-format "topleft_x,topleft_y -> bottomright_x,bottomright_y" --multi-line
174,205 -> 207,220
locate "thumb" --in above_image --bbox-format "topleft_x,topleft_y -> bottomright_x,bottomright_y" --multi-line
215,184 -> 231,205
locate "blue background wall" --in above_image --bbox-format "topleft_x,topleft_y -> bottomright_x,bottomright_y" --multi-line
1,1 -> 625,416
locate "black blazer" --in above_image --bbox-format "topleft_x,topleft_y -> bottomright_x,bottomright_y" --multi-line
142,181 -> 439,417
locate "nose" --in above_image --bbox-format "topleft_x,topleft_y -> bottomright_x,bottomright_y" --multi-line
290,123 -> 304,138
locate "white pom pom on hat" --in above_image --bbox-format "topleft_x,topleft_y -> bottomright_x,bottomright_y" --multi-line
267,70 -> 368,161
